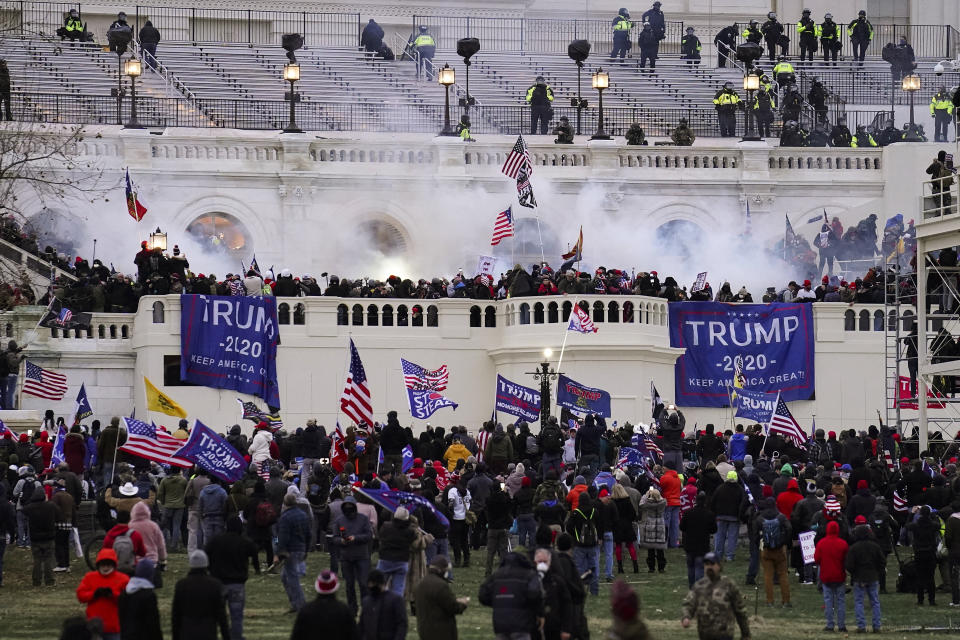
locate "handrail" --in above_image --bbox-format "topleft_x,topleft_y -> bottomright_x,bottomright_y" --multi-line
131,38 -> 195,101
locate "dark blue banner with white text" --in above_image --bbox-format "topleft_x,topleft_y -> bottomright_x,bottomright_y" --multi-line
180,295 -> 281,408
669,302 -> 815,407
495,375 -> 541,423
556,374 -> 611,417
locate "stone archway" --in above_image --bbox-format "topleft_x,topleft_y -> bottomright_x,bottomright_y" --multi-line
185,211 -> 252,256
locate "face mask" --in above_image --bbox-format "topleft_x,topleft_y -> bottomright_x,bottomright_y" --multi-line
537,562 -> 549,573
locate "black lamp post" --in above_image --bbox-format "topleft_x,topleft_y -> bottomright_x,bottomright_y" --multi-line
282,63 -> 302,133
528,348 -> 560,424
902,74 -> 922,141
438,63 -> 456,136
741,71 -> 761,141
123,58 -> 144,129
568,40 -> 591,136
591,67 -> 611,140
456,38 -> 479,118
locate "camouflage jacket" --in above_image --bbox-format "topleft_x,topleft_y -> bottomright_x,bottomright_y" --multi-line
681,574 -> 750,640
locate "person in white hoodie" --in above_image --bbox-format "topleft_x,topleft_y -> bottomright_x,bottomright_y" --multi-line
248,423 -> 274,475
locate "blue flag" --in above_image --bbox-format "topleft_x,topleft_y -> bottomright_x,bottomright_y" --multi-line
354,487 -> 450,528
49,424 -> 66,469
922,460 -> 937,478
401,445 -> 414,473
593,471 -> 616,490
494,375 -> 541,423
556,374 -> 611,417
74,384 -> 93,424
617,446 -> 645,469
173,420 -> 246,483
406,388 -> 458,420
734,388 -> 777,423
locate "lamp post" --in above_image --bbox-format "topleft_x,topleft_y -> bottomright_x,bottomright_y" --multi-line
123,58 -> 144,129
282,63 -> 302,134
149,227 -> 167,251
741,71 -> 761,141
438,63 -> 456,136
902,74 -> 923,141
527,348 -> 560,424
456,38 -> 480,118
591,67 -> 611,140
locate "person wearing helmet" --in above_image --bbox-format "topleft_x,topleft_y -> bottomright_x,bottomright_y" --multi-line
641,2 -> 666,42
829,117 -> 853,147
797,9 -> 817,63
808,77 -> 828,124
610,8 -> 632,61
772,56 -> 795,88
876,119 -> 904,146
851,125 -> 878,148
714,23 -> 738,68
761,11 -> 787,62
741,19 -> 763,45
525,75 -> 554,135
780,83 -> 803,124
670,117 -> 695,146
637,22 -> 659,70
779,120 -> 808,147
59,8 -> 84,42
681,27 -> 701,66
820,13 -> 841,65
412,25 -> 436,80
930,86 -> 954,142
847,9 -> 874,65
712,81 -> 743,137
751,83 -> 776,138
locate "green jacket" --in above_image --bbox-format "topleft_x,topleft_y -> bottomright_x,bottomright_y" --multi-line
414,570 -> 467,640
484,432 -> 514,463
158,474 -> 188,509
681,574 -> 750,640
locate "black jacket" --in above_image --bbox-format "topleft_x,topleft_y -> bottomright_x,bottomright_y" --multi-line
845,526 -> 885,583
300,425 -> 325,458
138,24 -> 160,46
541,568 -> 574,640
380,420 -> 407,455
486,488 -> 514,530
680,504 -> 717,556
478,553 -> 543,634
293,595 -> 358,640
24,493 -> 60,543
378,518 -> 416,562
709,482 -> 744,519
206,530 -> 260,584
118,585 -> 163,640
171,569 -> 229,640
846,490 -> 877,526
360,589 -> 407,640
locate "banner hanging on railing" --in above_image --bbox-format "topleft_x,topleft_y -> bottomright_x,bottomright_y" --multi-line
669,302 -> 815,407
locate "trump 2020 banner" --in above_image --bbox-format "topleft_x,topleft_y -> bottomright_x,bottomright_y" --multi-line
556,374 -> 612,417
734,387 -> 777,423
180,295 -> 280,407
173,420 -> 246,483
669,302 -> 815,407
495,375 -> 541,423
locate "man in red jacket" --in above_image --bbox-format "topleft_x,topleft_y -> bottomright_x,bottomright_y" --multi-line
815,520 -> 849,632
76,548 -> 130,640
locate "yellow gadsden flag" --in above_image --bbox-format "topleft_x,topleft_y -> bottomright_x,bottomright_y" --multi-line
144,376 -> 187,419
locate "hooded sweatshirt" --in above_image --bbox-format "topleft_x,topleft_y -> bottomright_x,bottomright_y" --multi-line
76,549 -> 130,634
129,501 -> 167,564
776,478 -> 803,519
814,520 -> 848,583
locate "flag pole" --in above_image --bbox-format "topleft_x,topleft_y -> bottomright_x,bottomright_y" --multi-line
535,216 -> 545,265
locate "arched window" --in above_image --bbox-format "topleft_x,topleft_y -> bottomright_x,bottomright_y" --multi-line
121,325 -> 129,339
534,302 -> 545,324
337,304 -> 348,326
427,305 -> 438,327
110,325 -> 117,339
844,309 -> 856,331
519,303 -> 531,325
623,301 -> 635,323
608,301 -> 619,323
185,211 -> 252,257
562,301 -> 573,322
4,323 -> 11,337
278,303 -> 291,325
98,325 -> 105,339
152,301 -> 165,324
548,302 -> 559,324
382,304 -> 394,327
397,305 -> 409,326
858,309 -> 870,331
470,305 -> 481,327
367,305 -> 379,327
593,301 -> 604,323
293,303 -> 306,325
352,304 -> 364,326
412,305 -> 424,327
484,306 -> 496,327
873,310 -> 884,331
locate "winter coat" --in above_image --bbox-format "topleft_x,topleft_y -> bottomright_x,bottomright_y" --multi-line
158,474 -> 188,509
945,512 -> 960,559
442,443 -> 471,471
332,510 -> 373,560
846,489 -> 877,526
277,504 -> 311,555
478,553 -> 543,635
292,595 -> 358,640
845,526 -> 885,583
415,569 -> 466,640
404,519 -> 432,603
64,432 -> 87,473
248,429 -> 273,464
709,481 -> 744,519
814,520 -> 848,584
776,480 -> 803,520
129,501 -> 167,564
198,483 -> 228,520
24,491 -> 60,542
637,494 -> 667,549
105,487 -> 155,515
360,589 -> 407,640
76,549 -> 130,634
118,577 -> 163,640
378,517 -> 417,562
171,568 -> 229,640
680,504 -> 717,556
484,432 -> 514,470
206,528 -> 259,584
613,496 -> 637,543
659,470 -> 681,506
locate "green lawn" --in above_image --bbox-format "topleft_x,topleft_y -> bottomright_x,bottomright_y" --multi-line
1,544 -> 958,639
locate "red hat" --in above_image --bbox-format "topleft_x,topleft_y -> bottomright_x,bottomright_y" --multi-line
599,488 -> 609,498
521,476 -> 531,488
892,433 -> 900,442
900,456 -> 910,464
141,241 -> 148,247
848,283 -> 857,290
18,433 -> 28,442
686,477 -> 697,485
803,279 -> 811,287
854,515 -> 867,525
857,479 -> 868,490
255,421 -> 270,431
828,430 -> 836,439
315,570 -> 339,594
951,457 -> 958,464
762,485 -> 773,498
822,275 -> 829,283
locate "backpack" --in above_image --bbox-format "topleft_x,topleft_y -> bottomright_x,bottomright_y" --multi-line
17,478 -> 35,507
575,509 -> 598,547
761,516 -> 782,549
541,426 -> 563,455
113,531 -> 136,574
525,434 -> 539,456
255,500 -> 278,527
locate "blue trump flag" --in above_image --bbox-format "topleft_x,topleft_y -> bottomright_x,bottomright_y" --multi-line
556,374 -> 611,417
74,384 -> 93,424
180,295 -> 280,408
407,388 -> 458,420
173,420 -> 246,483
49,423 -> 66,469
617,446 -> 645,469
734,387 -> 777,423
593,471 -> 616,490
494,375 -> 541,423
668,302 -> 815,407
401,445 -> 414,473
354,487 -> 450,528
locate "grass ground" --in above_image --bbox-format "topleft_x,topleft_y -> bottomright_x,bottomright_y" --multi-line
1,544 -> 959,639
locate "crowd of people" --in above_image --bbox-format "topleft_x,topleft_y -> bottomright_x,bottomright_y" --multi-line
4,405 -> 960,640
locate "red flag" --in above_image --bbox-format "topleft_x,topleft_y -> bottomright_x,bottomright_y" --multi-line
330,422 -> 349,473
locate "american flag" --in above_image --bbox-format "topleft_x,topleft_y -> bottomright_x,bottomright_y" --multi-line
0,420 -> 17,439
119,418 -> 192,467
883,449 -> 896,472
516,164 -> 537,208
641,430 -> 663,459
476,428 -> 491,463
501,135 -> 532,179
228,279 -> 245,296
892,490 -> 907,513
57,308 -> 73,325
341,339 -> 373,428
22,361 -> 68,401
769,393 -> 807,449
617,446 -> 645,469
401,358 -> 449,391
236,399 -> 283,428
490,206 -> 514,246
567,304 -> 597,334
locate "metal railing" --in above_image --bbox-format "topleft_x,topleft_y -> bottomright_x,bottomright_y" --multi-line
411,15 -> 685,55
797,70 -> 951,105
0,0 -> 76,37
130,6 -> 360,47
734,23 -> 956,60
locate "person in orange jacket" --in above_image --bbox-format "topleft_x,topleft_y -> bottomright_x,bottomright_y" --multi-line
76,548 -> 130,640
659,460 -> 682,548
565,475 -> 589,510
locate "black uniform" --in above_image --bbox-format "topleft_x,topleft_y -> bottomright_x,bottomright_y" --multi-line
714,26 -> 737,68
0,60 -> 10,121
848,16 -> 874,63
781,87 -> 803,123
681,33 -> 702,65
798,14 -> 817,62
807,81 -> 828,123
752,89 -> 776,137
761,17 -> 787,61
526,81 -> 554,135
637,25 -> 659,69
820,19 -> 841,63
